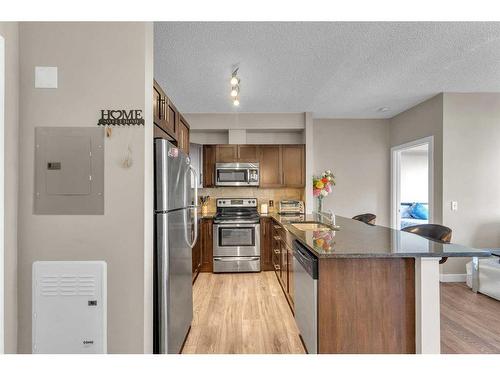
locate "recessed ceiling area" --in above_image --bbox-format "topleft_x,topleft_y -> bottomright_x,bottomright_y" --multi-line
154,22 -> 500,119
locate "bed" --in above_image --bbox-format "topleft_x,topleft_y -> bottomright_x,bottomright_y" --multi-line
400,202 -> 428,229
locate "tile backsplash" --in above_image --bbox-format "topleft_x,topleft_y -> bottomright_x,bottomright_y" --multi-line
198,188 -> 304,212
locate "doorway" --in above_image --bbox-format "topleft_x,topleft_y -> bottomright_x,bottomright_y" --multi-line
391,137 -> 433,230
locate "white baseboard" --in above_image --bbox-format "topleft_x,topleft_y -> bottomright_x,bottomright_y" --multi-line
439,273 -> 467,282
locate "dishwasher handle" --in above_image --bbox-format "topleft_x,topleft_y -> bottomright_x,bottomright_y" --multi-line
293,240 -> 318,279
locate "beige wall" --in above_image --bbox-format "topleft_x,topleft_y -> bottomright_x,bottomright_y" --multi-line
17,22 -> 152,353
442,93 -> 500,274
390,94 -> 444,225
0,21 -> 19,354
313,119 -> 391,226
186,113 -> 305,145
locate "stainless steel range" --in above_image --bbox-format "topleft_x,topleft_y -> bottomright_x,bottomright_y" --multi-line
213,198 -> 260,273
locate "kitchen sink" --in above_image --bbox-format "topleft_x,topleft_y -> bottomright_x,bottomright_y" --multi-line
291,222 -> 332,231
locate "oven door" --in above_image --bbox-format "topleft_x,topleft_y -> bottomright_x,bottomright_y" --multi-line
213,223 -> 260,257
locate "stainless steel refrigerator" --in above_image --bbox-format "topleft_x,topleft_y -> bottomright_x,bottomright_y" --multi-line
154,139 -> 198,354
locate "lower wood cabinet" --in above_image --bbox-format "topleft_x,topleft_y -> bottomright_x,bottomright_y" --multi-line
260,217 -> 274,271
200,218 -> 213,273
271,220 -> 294,312
192,219 -> 202,282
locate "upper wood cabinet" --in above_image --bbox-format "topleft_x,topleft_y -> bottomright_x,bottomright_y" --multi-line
200,142 -> 305,188
282,145 -> 305,187
238,145 -> 259,162
216,145 -> 238,162
259,145 -> 282,188
153,82 -> 162,127
203,145 -> 216,187
215,145 -> 260,163
165,99 -> 178,139
178,115 -> 190,155
153,80 -> 189,150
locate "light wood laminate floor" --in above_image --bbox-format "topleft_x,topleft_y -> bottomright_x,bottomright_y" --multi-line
183,275 -> 500,354
441,282 -> 500,354
182,271 -> 305,354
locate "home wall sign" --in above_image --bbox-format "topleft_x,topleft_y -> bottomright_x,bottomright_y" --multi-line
98,110 -> 144,126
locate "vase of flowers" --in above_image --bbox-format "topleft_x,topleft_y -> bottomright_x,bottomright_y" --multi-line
313,170 -> 335,213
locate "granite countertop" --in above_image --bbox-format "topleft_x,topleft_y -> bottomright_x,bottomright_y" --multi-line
268,213 -> 492,259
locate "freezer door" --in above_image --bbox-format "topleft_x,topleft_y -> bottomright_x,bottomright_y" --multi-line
155,139 -> 193,212
156,210 -> 193,354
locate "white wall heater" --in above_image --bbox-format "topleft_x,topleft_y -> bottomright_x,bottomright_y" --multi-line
32,261 -> 107,354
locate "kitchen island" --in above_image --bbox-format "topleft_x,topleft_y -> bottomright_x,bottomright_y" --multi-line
267,213 -> 491,354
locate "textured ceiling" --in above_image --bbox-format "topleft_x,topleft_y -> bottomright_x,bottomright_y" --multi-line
154,22 -> 500,118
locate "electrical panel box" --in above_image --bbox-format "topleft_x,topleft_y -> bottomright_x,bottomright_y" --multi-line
34,127 -> 104,214
32,261 -> 107,354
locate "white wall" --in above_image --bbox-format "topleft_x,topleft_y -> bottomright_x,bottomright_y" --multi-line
400,150 -> 428,203
313,119 -> 391,226
0,21 -> 19,354
442,93 -> 500,274
0,31 -> 4,355
17,22 -> 152,354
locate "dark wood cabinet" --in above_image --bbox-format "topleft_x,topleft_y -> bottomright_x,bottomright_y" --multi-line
271,220 -> 294,313
203,145 -> 216,187
260,217 -> 274,271
178,115 -> 190,155
282,145 -> 305,187
152,79 -> 189,147
215,145 -> 260,163
238,145 -> 259,161
153,82 -> 162,127
165,99 -> 178,139
216,145 -> 238,162
200,219 -> 213,273
259,145 -> 282,188
192,220 -> 202,282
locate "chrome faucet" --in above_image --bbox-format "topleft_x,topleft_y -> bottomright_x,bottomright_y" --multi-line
328,209 -> 336,227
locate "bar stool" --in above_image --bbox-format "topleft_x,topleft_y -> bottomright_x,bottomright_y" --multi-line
402,224 -> 453,266
401,224 -> 452,243
352,213 -> 376,225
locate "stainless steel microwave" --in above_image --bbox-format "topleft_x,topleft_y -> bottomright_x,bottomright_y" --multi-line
215,163 -> 260,186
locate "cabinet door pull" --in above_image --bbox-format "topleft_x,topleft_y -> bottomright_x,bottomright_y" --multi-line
274,264 -> 280,271
273,249 -> 280,255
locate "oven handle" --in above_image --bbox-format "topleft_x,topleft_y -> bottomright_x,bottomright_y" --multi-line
213,257 -> 260,262
214,223 -> 260,228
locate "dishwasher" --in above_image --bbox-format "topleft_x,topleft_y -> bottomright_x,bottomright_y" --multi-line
293,240 -> 318,354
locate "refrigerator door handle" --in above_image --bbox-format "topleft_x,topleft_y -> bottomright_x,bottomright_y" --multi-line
183,165 -> 199,249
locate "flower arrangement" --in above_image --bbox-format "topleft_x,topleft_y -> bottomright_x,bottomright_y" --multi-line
313,170 -> 335,212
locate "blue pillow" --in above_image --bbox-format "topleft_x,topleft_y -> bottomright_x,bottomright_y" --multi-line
400,205 -> 412,218
409,203 -> 428,220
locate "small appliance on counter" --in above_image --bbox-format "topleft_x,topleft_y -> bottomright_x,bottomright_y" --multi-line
260,203 -> 268,214
279,200 -> 305,215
